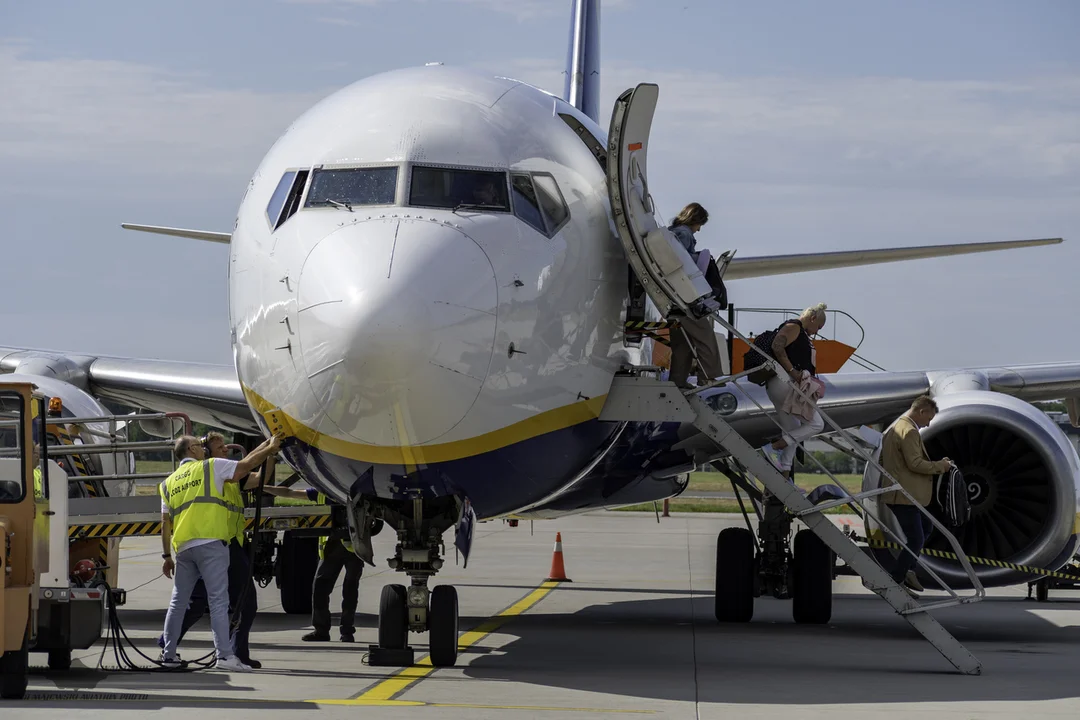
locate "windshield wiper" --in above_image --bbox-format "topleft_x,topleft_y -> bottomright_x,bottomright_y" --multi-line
452,202 -> 503,214
321,199 -> 353,212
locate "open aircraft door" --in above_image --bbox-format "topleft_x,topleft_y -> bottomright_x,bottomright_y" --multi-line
607,83 -> 719,320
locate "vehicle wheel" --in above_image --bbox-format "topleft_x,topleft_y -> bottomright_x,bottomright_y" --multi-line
47,649 -> 72,671
379,584 -> 409,650
792,529 -> 833,624
0,630 -> 29,700
1036,579 -> 1050,603
429,585 -> 459,668
278,532 -> 318,615
715,527 -> 755,622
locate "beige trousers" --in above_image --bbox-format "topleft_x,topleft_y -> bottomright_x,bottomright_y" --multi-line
669,314 -> 723,387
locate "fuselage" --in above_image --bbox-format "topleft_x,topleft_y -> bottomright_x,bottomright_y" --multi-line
229,65 -> 670,517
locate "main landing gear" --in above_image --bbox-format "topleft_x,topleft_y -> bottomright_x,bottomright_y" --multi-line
352,493 -> 465,667
714,489 -> 835,625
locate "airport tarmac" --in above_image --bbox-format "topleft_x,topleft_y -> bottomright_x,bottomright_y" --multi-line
9,512 -> 1080,719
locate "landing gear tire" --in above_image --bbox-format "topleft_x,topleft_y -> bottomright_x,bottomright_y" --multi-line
47,649 -> 72,671
792,529 -> 833,624
278,532 -> 319,615
429,585 -> 459,667
715,527 -> 755,623
1035,578 -> 1050,603
0,630 -> 29,700
379,584 -> 409,650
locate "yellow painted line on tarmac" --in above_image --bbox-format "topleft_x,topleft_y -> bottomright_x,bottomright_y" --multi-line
349,580 -> 560,703
310,698 -> 653,713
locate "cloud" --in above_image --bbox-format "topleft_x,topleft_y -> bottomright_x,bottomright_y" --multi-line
497,59 -> 1080,198
0,43 -> 326,179
316,15 -> 363,26
282,0 -> 630,21
3,38 -> 1077,208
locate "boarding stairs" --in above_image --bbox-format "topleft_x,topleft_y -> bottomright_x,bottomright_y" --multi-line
602,80 -> 985,674
600,353 -> 984,674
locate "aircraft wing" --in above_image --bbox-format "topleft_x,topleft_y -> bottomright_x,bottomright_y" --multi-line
689,360 -> 1080,452
724,237 -> 1062,280
0,347 -> 256,434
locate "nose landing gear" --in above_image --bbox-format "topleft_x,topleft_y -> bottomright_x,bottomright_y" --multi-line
356,493 -> 465,667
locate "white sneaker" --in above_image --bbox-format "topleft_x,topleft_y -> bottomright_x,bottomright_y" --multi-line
760,444 -> 782,469
215,656 -> 253,672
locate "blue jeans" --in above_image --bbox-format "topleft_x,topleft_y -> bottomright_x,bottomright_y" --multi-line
887,504 -> 934,583
162,540 -> 234,660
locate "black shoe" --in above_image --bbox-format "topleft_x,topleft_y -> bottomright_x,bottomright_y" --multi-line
239,658 -> 262,669
302,631 -> 331,642
341,633 -> 355,643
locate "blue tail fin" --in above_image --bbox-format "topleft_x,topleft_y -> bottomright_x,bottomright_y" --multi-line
563,0 -> 601,123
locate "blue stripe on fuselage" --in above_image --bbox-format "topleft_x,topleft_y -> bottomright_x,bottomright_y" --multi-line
279,417 -> 687,519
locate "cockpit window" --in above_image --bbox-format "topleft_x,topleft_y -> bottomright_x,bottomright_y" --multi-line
532,173 -> 569,234
511,172 -> 570,238
409,166 -> 510,212
511,174 -> 545,234
267,169 -> 310,230
305,167 -> 398,209
266,171 -> 296,228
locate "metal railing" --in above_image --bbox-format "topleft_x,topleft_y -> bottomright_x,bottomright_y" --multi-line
0,411 -> 194,487
730,306 -> 887,372
678,310 -> 985,612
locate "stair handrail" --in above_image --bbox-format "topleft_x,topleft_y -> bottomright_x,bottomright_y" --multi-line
681,310 -> 985,608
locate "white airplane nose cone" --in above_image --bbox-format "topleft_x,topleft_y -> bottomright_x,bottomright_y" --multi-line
297,219 -> 497,446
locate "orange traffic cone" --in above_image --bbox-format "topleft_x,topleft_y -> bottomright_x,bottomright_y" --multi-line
546,532 -> 572,582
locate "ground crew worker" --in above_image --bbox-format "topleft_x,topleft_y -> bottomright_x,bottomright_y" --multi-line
159,432 -> 280,671
263,485 -> 381,642
667,202 -> 724,389
158,432 -> 263,667
880,395 -> 954,596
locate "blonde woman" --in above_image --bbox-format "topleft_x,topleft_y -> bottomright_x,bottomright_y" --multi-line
760,303 -> 828,477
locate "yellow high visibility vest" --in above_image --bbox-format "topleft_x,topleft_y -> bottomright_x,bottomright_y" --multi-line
225,481 -> 246,545
316,492 -> 354,558
33,467 -> 43,499
160,460 -> 239,554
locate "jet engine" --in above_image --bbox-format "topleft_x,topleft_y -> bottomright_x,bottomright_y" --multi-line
919,390 -> 1080,588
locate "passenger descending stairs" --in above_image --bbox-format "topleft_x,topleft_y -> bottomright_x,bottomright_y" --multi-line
598,373 -> 984,675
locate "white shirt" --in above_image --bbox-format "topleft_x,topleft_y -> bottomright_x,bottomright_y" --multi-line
162,457 -> 240,555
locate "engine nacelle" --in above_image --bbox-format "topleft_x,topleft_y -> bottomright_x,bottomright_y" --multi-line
919,390 -> 1080,588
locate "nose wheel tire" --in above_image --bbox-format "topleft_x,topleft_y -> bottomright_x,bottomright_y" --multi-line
379,584 -> 409,650
715,527 -> 756,623
428,585 -> 459,667
792,529 -> 833,624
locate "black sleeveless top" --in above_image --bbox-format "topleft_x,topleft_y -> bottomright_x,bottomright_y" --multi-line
778,320 -> 815,376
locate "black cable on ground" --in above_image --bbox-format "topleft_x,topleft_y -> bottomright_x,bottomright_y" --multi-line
94,448 -> 278,673
95,582 -> 215,673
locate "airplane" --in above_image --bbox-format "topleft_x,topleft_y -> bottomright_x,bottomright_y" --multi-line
2,0 -> 1078,667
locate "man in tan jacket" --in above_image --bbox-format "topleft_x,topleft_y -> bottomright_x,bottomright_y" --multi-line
881,395 -> 954,593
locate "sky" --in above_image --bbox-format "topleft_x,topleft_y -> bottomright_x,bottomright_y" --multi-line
1,0 -> 1077,372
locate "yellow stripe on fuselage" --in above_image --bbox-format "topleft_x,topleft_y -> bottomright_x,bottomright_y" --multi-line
242,384 -> 608,465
